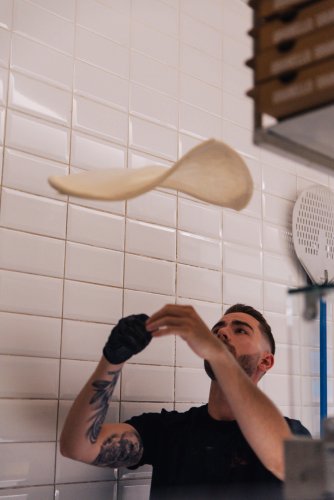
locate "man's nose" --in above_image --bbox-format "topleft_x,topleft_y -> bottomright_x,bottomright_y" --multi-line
216,327 -> 231,341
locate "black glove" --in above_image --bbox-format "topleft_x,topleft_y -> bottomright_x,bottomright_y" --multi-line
103,313 -> 151,364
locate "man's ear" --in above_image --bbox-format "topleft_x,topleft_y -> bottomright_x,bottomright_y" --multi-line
258,352 -> 274,374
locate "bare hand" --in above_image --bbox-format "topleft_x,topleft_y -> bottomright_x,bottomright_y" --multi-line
146,304 -> 223,360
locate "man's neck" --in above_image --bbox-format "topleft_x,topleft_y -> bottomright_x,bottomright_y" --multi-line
207,381 -> 236,421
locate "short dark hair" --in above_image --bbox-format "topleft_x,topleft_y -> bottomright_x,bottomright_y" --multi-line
224,303 -> 275,355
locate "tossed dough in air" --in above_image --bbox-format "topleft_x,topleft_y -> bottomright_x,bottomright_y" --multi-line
48,139 -> 253,210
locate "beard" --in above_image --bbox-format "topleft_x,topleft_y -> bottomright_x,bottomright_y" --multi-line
204,342 -> 261,380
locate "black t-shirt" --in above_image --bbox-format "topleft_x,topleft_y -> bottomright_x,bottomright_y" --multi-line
126,404 -> 311,497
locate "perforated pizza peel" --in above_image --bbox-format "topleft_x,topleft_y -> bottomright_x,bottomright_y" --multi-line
292,185 -> 334,425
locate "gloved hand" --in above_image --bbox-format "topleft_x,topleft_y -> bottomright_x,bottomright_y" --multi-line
103,313 -> 151,364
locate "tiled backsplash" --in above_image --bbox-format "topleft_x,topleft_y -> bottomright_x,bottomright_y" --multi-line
0,0 -> 333,498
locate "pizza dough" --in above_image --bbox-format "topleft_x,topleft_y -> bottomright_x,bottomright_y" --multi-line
48,139 -> 253,210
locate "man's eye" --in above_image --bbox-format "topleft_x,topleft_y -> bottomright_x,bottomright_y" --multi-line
236,328 -> 247,334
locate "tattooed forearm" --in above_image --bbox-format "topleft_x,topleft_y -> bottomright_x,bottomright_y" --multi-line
92,430 -> 143,468
86,370 -> 120,444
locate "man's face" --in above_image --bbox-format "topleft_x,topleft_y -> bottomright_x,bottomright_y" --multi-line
204,312 -> 273,382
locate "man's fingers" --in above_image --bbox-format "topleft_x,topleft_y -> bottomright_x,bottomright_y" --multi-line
146,315 -> 189,332
147,304 -> 194,325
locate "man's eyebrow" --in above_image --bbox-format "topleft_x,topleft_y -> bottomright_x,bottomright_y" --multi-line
211,320 -> 254,332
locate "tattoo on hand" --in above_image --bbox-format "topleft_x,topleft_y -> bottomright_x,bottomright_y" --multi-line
92,430 -> 143,468
86,370 -> 120,443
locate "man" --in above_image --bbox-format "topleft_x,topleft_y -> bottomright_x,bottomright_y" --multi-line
60,304 -> 310,498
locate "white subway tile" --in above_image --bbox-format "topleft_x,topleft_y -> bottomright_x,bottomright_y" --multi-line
0,442 -> 55,487
222,211 -> 261,248
127,189 -> 177,227
124,289 -> 175,316
222,1 -> 251,41
55,448 -> 117,483
0,27 -> 10,67
263,193 -> 294,227
3,148 -> 68,200
301,347 -> 320,377
129,149 -> 172,169
176,297 -> 223,328
0,228 -> 65,277
6,110 -> 70,163
74,60 -> 128,110
9,72 -> 72,125
179,102 -> 221,139
129,333 -> 175,366
265,311 -> 300,346
178,198 -> 222,239
301,376 -> 320,405
13,0 -> 74,55
223,121 -> 260,160
11,33 -> 73,89
271,344 -> 301,375
263,164 -> 297,201
61,319 -> 110,361
130,116 -> 177,160
263,373 -> 301,406
175,367 -> 210,402
28,0 -> 75,20
297,161 -> 330,186
0,0 -> 12,30
222,34 -> 252,71
223,272 -> 262,310
67,204 -> 125,250
181,43 -> 221,87
176,336 -> 203,368
122,364 -> 174,402
0,311 -> 61,357
59,358 -> 119,400
179,133 -> 203,157
77,0 -> 129,46
0,188 -> 67,238
180,13 -> 222,59
223,62 -> 252,100
69,186 -> 125,216
76,26 -> 129,78
65,241 -> 124,286
0,146 -> 2,182
178,231 -> 222,271
132,21 -> 178,67
264,281 -> 290,314
0,107 -> 4,145
263,252 -> 299,286
55,481 -> 117,500
0,355 -> 59,398
180,73 -> 221,116
0,270 -> 63,317
263,222 -> 293,255
222,92 -> 252,130
177,264 -> 222,302
0,67 -> 7,105
223,242 -> 262,278
73,95 -> 128,144
63,280 -> 123,323
181,0 -> 223,31
124,254 -> 176,295
71,131 -> 126,171
0,485 -> 54,499
126,219 -> 176,261
117,479 -> 151,500
0,399 -> 57,442
130,83 -> 178,128
98,0 -> 131,15
132,0 -> 178,36
131,51 -> 178,98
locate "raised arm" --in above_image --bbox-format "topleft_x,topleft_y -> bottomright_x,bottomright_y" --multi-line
146,304 -> 292,480
60,314 -> 151,468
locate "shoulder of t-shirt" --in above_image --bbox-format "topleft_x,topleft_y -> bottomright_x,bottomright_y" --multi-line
124,404 -> 206,428
284,416 -> 312,437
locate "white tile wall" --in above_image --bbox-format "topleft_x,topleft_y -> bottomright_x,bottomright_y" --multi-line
0,1 -> 331,497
